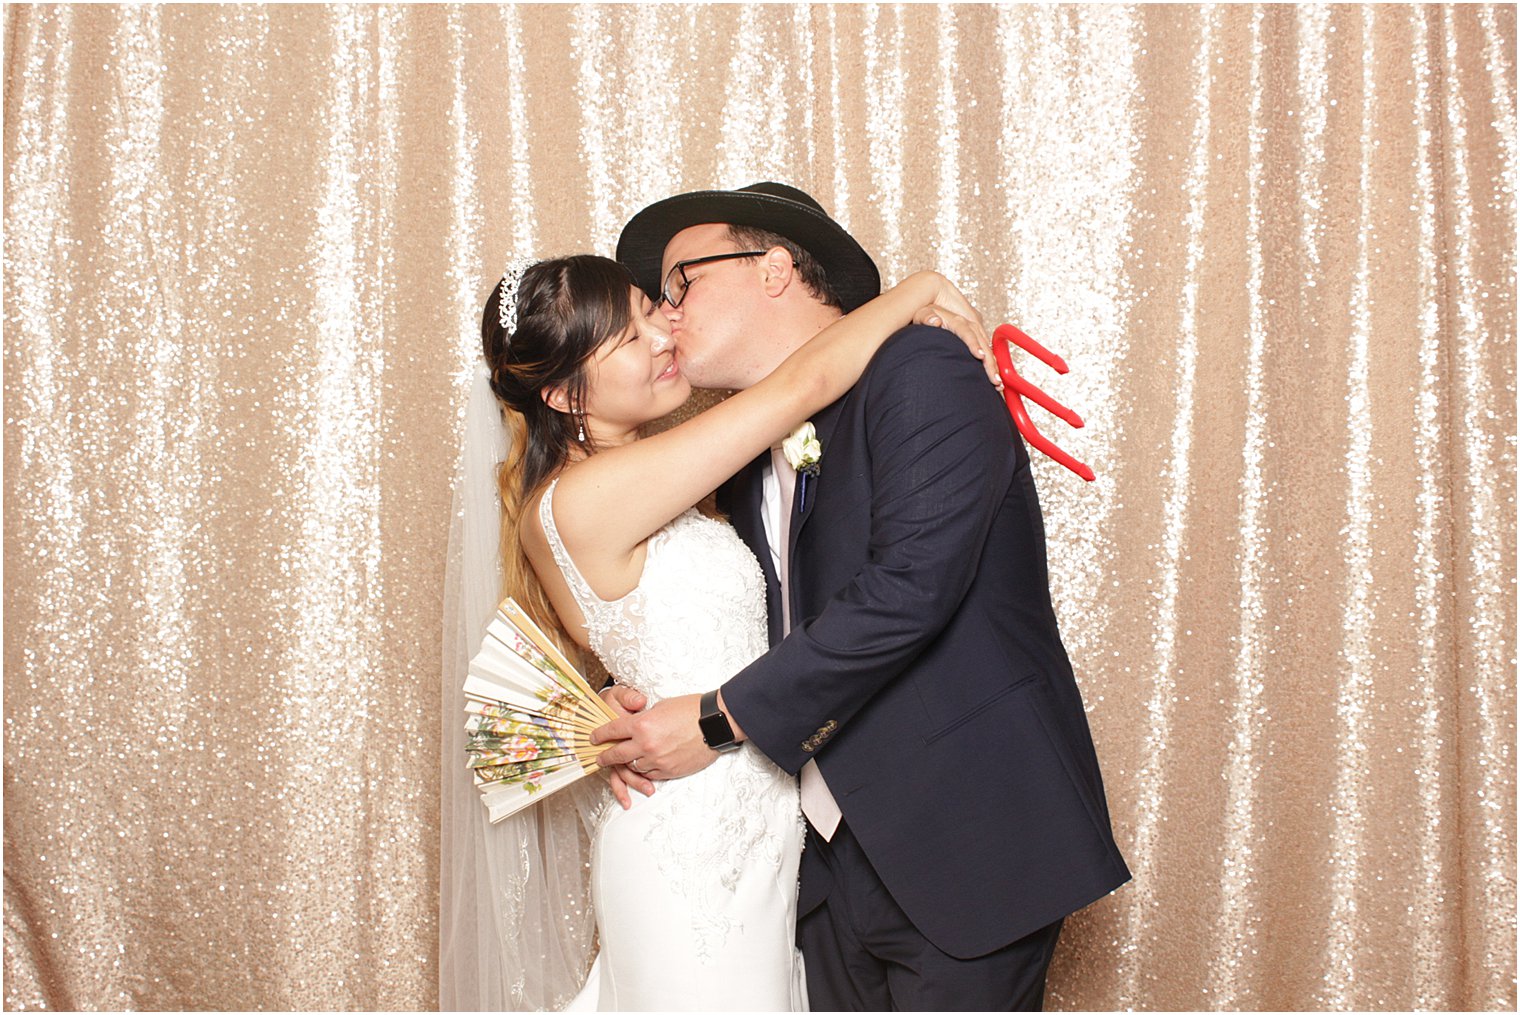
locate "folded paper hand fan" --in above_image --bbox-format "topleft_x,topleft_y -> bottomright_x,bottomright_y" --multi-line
464,598 -> 617,823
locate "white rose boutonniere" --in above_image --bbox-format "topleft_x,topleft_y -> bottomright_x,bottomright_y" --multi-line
782,421 -> 822,511
782,421 -> 822,476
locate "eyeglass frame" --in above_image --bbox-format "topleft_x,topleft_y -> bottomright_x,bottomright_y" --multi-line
656,250 -> 767,309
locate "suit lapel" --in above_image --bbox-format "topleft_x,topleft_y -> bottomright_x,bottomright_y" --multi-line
726,451 -> 784,645
786,395 -> 849,580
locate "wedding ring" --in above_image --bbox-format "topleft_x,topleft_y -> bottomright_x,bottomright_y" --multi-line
630,759 -> 645,774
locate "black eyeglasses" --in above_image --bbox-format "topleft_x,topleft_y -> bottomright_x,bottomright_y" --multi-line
657,250 -> 766,309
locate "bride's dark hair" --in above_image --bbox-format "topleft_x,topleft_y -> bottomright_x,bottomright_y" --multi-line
481,254 -> 637,661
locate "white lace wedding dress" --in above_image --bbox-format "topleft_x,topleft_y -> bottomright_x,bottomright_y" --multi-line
542,479 -> 806,1012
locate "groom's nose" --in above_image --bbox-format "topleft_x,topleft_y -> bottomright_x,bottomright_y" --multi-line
661,300 -> 683,327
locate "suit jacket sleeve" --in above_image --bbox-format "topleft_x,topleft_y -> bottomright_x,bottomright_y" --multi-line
720,327 -> 1017,775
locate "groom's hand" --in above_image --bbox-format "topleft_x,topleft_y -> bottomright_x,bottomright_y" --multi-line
590,693 -> 718,782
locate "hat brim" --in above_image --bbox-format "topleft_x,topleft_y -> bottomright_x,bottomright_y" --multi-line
616,190 -> 881,313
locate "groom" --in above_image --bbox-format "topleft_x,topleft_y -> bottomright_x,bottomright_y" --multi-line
596,183 -> 1130,1010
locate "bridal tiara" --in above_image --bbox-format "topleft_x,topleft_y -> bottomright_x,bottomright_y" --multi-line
498,257 -> 537,332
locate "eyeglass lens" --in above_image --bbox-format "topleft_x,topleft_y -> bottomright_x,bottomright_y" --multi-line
659,251 -> 766,309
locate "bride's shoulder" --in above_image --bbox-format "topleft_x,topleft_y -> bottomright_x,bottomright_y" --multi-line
531,465 -> 640,567
516,491 -> 549,557
516,473 -> 567,553
534,466 -> 587,539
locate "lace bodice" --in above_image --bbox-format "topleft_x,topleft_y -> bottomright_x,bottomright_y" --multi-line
539,478 -> 770,702
539,478 -> 801,973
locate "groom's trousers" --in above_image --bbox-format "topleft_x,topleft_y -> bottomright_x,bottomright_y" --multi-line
797,821 -> 1063,1012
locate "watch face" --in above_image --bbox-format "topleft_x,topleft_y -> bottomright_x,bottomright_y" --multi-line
699,710 -> 734,748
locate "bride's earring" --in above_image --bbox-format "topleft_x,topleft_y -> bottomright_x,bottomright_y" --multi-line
575,410 -> 586,443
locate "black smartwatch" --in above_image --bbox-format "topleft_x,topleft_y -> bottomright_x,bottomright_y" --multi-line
698,689 -> 741,753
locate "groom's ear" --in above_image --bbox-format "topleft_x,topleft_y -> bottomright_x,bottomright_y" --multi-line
759,246 -> 795,298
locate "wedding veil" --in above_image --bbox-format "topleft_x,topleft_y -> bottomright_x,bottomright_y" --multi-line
439,362 -> 597,1010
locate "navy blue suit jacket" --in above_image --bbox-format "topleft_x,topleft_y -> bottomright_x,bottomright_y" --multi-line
719,326 -> 1130,959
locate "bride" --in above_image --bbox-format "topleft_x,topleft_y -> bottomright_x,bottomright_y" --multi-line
447,252 -> 993,1011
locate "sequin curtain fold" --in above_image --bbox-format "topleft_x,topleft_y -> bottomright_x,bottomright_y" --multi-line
3,4 -> 1513,1011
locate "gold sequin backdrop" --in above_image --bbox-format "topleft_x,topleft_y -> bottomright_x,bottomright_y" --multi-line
2,3 -> 1514,1011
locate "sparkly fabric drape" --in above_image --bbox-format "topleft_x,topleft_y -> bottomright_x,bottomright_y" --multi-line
4,4 -> 1513,1011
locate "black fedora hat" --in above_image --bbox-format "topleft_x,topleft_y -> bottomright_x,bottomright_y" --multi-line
616,182 -> 881,312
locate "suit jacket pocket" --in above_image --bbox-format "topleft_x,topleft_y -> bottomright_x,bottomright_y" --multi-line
920,671 -> 1041,744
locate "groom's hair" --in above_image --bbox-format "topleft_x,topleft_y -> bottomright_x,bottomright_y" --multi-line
724,224 -> 842,311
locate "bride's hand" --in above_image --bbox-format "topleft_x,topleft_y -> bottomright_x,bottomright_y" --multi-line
915,303 -> 1001,390
901,271 -> 1000,390
599,684 -> 656,808
605,763 -> 655,809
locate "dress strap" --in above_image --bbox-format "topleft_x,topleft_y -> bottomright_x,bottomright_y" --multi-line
538,478 -> 616,630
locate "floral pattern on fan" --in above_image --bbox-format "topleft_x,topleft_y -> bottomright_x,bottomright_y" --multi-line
462,598 -> 618,820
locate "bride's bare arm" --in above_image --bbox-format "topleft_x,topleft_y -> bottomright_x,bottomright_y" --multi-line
549,271 -> 991,574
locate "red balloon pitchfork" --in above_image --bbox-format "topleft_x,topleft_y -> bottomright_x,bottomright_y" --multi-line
992,324 -> 1095,483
